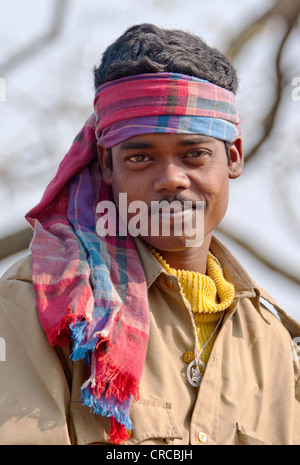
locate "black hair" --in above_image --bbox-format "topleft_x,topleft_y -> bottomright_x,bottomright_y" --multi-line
94,23 -> 238,94
224,141 -> 232,163
96,24 -> 237,163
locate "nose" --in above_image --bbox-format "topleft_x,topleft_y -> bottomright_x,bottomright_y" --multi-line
153,163 -> 191,193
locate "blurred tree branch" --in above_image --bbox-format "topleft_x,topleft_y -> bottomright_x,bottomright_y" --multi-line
214,0 -> 300,289
226,0 -> 300,164
0,0 -> 67,74
216,226 -> 300,286
226,0 -> 300,59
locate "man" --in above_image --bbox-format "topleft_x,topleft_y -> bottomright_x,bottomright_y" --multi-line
0,23 -> 299,445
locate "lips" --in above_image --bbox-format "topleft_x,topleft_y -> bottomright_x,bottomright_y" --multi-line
150,197 -> 202,216
148,202 -> 204,235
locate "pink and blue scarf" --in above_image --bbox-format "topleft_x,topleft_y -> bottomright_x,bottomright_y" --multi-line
26,73 -> 240,444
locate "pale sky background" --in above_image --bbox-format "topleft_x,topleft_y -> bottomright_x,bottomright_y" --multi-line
0,0 -> 299,321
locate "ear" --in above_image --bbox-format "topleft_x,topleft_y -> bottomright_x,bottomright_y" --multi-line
227,137 -> 243,179
97,143 -> 113,185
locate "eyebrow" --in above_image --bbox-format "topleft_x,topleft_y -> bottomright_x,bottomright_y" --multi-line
119,136 -> 215,150
177,136 -> 215,146
119,140 -> 155,149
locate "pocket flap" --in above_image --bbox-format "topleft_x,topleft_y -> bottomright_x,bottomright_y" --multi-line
70,398 -> 182,445
127,399 -> 182,445
234,423 -> 269,445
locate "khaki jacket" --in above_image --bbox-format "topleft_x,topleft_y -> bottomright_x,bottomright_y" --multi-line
0,236 -> 299,445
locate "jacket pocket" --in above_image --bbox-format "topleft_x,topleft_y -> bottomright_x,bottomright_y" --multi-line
70,398 -> 182,445
127,398 -> 182,445
234,423 -> 269,445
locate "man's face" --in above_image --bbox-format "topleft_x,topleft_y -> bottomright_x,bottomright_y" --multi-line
98,133 -> 243,252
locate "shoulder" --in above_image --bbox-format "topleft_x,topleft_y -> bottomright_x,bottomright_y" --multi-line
256,283 -> 300,341
0,255 -> 32,283
0,255 -> 36,319
211,235 -> 300,342
236,282 -> 300,375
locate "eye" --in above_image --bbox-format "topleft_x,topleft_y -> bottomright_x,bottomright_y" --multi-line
127,154 -> 151,163
184,149 -> 211,161
185,150 -> 209,158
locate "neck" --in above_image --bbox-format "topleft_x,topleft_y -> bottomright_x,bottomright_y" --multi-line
155,233 -> 212,274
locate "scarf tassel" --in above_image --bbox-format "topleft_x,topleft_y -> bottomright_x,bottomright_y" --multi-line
70,319 -> 139,444
92,351 -> 140,402
109,418 -> 131,445
46,312 -> 85,348
70,319 -> 140,402
81,383 -> 132,444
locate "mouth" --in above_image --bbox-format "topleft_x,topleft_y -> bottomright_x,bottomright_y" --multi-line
150,196 -> 202,218
155,206 -> 194,222
144,197 -> 205,245
148,200 -> 204,236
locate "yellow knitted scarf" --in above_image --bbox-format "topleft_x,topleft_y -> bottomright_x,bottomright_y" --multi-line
150,248 -> 235,366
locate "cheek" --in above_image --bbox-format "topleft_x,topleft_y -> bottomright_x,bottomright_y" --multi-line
200,167 -> 229,197
203,171 -> 229,219
111,171 -> 130,203
111,176 -> 147,226
112,182 -> 143,206
217,175 -> 229,203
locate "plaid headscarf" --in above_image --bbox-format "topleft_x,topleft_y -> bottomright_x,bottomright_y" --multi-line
26,73 -> 240,444
94,72 -> 240,147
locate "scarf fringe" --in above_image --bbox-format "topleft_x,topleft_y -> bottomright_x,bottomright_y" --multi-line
81,384 -> 132,444
94,365 -> 139,403
49,315 -> 139,422
81,385 -> 132,428
109,417 -> 131,445
70,319 -> 137,444
69,319 -> 96,365
70,317 -> 140,403
47,313 -> 84,348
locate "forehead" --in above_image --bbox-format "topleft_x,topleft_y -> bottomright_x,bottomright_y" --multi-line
115,133 -> 220,150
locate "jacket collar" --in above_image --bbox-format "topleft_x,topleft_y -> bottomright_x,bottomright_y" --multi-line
134,235 -> 256,299
134,235 -> 272,324
209,235 -> 256,298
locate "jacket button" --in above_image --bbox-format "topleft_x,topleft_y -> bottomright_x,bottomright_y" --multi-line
198,432 -> 208,443
164,277 -> 174,288
163,437 -> 174,444
182,351 -> 194,363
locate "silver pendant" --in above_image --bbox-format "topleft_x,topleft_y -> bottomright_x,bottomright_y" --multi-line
187,359 -> 205,387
